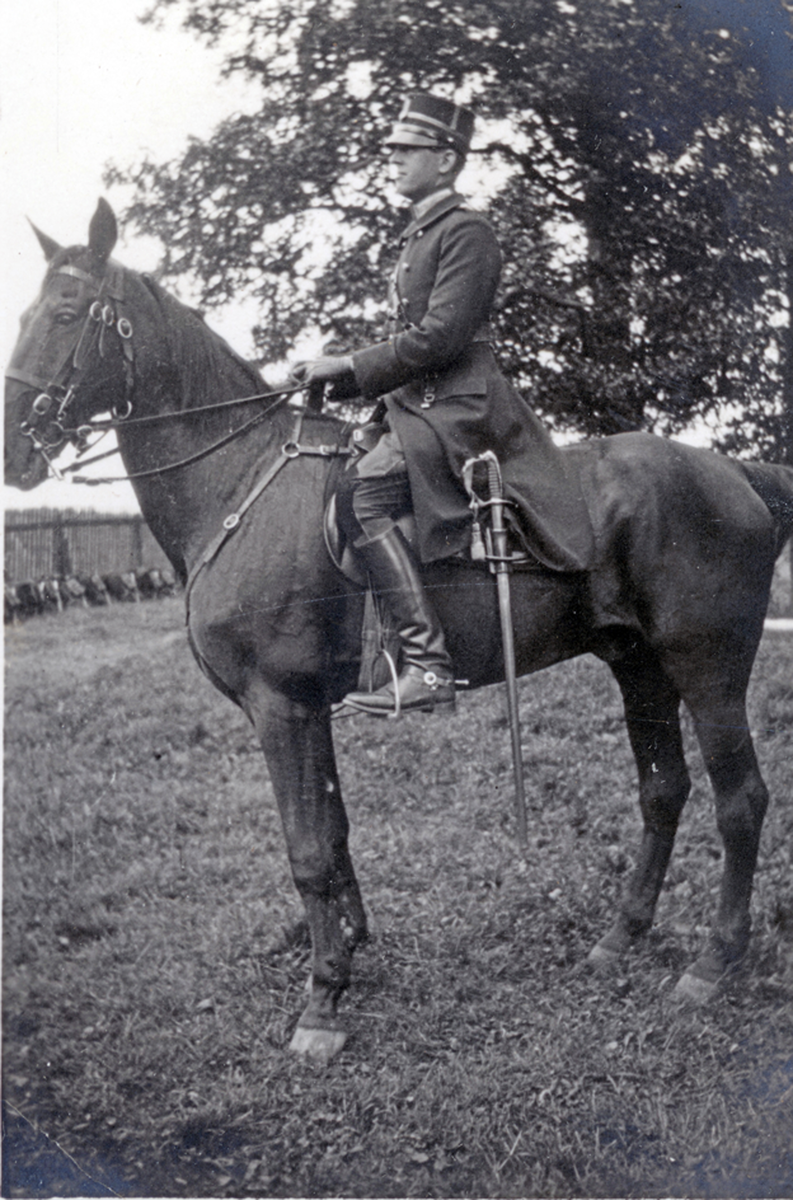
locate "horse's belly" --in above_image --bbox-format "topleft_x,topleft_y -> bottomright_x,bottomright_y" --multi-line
425,561 -> 585,688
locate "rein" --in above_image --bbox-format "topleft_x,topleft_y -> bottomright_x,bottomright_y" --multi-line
69,400 -> 353,485
70,410 -> 275,484
70,382 -> 308,434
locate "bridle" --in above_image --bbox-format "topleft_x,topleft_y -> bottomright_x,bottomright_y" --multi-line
5,262 -> 138,478
5,259 -> 306,483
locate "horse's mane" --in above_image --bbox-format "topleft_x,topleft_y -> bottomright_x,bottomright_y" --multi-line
134,273 -> 351,439
49,247 -> 350,438
135,272 -> 267,411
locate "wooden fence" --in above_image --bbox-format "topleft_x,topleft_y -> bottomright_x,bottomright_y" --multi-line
4,509 -> 171,583
4,507 -> 792,613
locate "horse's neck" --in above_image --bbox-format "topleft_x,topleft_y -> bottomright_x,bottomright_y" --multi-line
116,279 -> 294,573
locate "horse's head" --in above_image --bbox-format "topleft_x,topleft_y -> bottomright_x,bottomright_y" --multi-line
4,198 -> 133,489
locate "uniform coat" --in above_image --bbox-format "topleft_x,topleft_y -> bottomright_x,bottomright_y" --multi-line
351,192 -> 595,569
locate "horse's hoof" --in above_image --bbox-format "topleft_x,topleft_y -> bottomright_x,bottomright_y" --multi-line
673,938 -> 745,1004
587,938 -> 623,971
672,971 -> 718,1005
289,1025 -> 348,1063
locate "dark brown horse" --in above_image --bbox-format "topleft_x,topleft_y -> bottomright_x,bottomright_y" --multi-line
6,200 -> 793,1061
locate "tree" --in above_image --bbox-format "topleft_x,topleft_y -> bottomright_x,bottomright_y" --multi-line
110,0 -> 793,449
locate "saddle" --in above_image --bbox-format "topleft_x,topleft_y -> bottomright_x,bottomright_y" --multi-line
322,432 -> 544,695
322,432 -> 541,588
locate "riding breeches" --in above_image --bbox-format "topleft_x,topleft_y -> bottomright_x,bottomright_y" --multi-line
343,425 -> 412,546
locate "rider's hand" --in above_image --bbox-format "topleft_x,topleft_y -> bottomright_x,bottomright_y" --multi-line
290,355 -> 360,403
290,355 -> 355,385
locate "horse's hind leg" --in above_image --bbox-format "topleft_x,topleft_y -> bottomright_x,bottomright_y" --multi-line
589,646 -> 691,967
242,677 -> 367,1061
673,684 -> 769,1002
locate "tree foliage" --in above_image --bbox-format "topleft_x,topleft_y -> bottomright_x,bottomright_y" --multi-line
109,0 -> 793,454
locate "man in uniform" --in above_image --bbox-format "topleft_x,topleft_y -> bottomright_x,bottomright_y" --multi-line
292,93 -> 594,716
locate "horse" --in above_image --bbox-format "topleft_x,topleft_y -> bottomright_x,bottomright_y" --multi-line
5,199 -> 793,1062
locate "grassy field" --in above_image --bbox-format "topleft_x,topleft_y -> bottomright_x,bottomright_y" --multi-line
3,598 -> 792,1198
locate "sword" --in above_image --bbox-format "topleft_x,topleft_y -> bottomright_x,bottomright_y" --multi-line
463,452 -> 528,846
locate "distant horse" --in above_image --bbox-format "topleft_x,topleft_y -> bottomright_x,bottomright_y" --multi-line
5,200 -> 793,1061
103,571 -> 140,603
80,574 -> 111,607
57,576 -> 88,609
4,583 -> 22,624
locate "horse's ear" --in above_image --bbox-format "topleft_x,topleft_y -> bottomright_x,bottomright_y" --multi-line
88,198 -> 117,264
28,220 -> 62,262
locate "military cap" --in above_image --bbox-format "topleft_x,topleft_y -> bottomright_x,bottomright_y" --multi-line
384,93 -> 475,156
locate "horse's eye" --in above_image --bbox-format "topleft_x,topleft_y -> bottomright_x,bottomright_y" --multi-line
54,312 -> 77,326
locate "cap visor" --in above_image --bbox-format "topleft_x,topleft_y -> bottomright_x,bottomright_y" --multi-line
383,129 -> 441,148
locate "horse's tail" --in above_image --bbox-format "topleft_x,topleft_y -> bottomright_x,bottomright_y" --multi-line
739,461 -> 793,555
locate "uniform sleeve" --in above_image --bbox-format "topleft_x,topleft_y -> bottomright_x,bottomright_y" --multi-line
351,215 -> 501,399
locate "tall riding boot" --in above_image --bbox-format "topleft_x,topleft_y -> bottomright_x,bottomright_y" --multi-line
342,525 -> 455,716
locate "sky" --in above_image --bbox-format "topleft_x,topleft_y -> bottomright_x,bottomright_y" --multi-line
2,0 -> 261,514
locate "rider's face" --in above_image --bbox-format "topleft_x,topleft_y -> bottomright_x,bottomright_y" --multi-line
388,145 -> 455,203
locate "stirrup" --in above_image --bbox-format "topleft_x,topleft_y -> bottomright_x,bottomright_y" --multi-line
340,664 -> 456,719
331,648 -> 400,720
383,647 -> 401,717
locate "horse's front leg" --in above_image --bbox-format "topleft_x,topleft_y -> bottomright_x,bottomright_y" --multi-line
243,678 -> 367,1061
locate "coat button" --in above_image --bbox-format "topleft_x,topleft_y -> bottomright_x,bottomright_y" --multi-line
402,263 -> 410,270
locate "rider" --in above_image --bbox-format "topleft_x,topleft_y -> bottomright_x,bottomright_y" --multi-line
292,93 -> 594,716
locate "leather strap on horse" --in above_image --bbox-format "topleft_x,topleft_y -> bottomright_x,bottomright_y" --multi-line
184,414 -> 354,676
71,410 -> 273,484
6,252 -> 308,486
185,411 -> 306,614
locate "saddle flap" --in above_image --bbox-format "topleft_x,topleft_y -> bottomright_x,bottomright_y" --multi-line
323,491 -> 419,586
